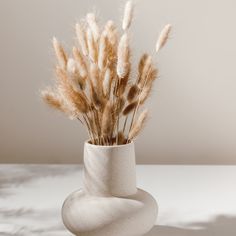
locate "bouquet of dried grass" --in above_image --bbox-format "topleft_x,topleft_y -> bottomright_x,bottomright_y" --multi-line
41,1 -> 171,146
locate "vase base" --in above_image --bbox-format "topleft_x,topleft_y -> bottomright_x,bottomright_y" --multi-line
62,188 -> 158,236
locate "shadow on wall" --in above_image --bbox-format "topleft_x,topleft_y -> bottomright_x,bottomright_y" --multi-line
145,215 -> 236,236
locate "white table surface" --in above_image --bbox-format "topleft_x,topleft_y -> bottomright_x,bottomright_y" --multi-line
0,165 -> 236,236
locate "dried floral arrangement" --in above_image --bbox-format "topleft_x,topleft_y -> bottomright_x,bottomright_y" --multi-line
41,1 -> 171,146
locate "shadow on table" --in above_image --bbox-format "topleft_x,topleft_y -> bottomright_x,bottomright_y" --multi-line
145,215 -> 236,236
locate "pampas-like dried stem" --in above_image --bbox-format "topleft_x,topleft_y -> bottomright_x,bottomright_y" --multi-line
104,20 -> 118,64
56,68 -> 89,114
128,109 -> 148,140
156,24 -> 172,53
104,20 -> 118,46
122,1 -> 134,31
117,70 -> 130,96
41,88 -> 64,112
98,33 -> 108,71
103,68 -> 111,97
117,33 -> 130,78
101,102 -> 113,138
86,13 -> 100,42
52,37 -> 67,69
127,84 -> 139,102
76,23 -> 88,56
89,78 -> 105,110
72,47 -> 87,78
138,55 -> 152,88
115,96 -> 125,114
86,28 -> 98,63
90,63 -> 103,95
123,101 -> 137,116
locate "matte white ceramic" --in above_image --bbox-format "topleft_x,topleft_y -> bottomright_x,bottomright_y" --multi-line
62,142 -> 158,236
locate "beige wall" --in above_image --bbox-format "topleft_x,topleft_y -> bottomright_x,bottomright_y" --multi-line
0,0 -> 236,164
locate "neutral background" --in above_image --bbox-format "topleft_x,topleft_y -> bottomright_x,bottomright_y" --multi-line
0,0 -> 236,164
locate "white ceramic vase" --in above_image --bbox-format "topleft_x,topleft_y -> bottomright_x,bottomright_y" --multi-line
62,142 -> 158,236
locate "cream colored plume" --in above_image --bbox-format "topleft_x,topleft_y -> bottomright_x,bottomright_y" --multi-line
103,68 -> 111,97
52,37 -> 67,69
87,28 -> 97,63
122,1 -> 134,31
98,33 -> 108,70
155,24 -> 172,53
86,13 -> 100,42
104,20 -> 118,46
117,33 -> 130,78
72,47 -> 87,78
129,109 -> 148,140
75,23 -> 88,56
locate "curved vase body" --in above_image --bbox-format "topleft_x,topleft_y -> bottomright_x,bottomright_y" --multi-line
62,142 -> 158,236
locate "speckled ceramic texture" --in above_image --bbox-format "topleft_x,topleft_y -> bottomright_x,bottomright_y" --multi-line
62,142 -> 158,236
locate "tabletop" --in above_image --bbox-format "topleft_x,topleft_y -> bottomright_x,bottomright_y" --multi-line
0,164 -> 236,236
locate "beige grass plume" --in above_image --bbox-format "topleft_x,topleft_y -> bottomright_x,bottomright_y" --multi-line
86,13 -> 100,42
123,101 -> 137,116
117,33 -> 130,78
56,67 -> 89,114
42,1 -> 172,145
156,24 -> 172,53
98,32 -> 108,70
72,47 -> 87,78
52,37 -> 67,69
127,84 -> 139,102
104,20 -> 118,46
103,68 -> 111,97
122,1 -> 134,31
128,109 -> 148,140
41,88 -> 64,112
75,23 -> 88,56
101,102 -> 113,137
87,28 -> 98,63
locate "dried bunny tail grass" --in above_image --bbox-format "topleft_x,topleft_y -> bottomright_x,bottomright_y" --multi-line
128,109 -> 148,140
122,1 -> 134,31
138,53 -> 148,77
56,67 -> 89,113
67,58 -> 80,92
156,24 -> 172,53
117,70 -> 130,95
41,88 -> 78,119
72,47 -> 87,78
52,37 -> 67,69
139,84 -> 152,105
123,101 -> 137,116
103,67 -> 111,97
118,131 -> 126,144
138,54 -> 152,87
41,88 -> 64,112
117,33 -> 130,78
86,13 -> 100,42
75,23 -> 88,56
127,84 -> 139,102
101,102 -> 113,137
89,78 -> 105,110
86,28 -> 98,63
90,63 -> 103,93
104,20 -> 118,46
98,33 -> 108,70
115,96 -> 125,114
67,58 -> 86,91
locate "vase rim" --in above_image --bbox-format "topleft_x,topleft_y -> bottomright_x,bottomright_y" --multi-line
85,140 -> 134,148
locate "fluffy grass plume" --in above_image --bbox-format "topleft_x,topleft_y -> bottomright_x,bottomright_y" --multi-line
122,1 -> 134,31
156,24 -> 172,53
128,109 -> 148,140
41,1 -> 171,145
